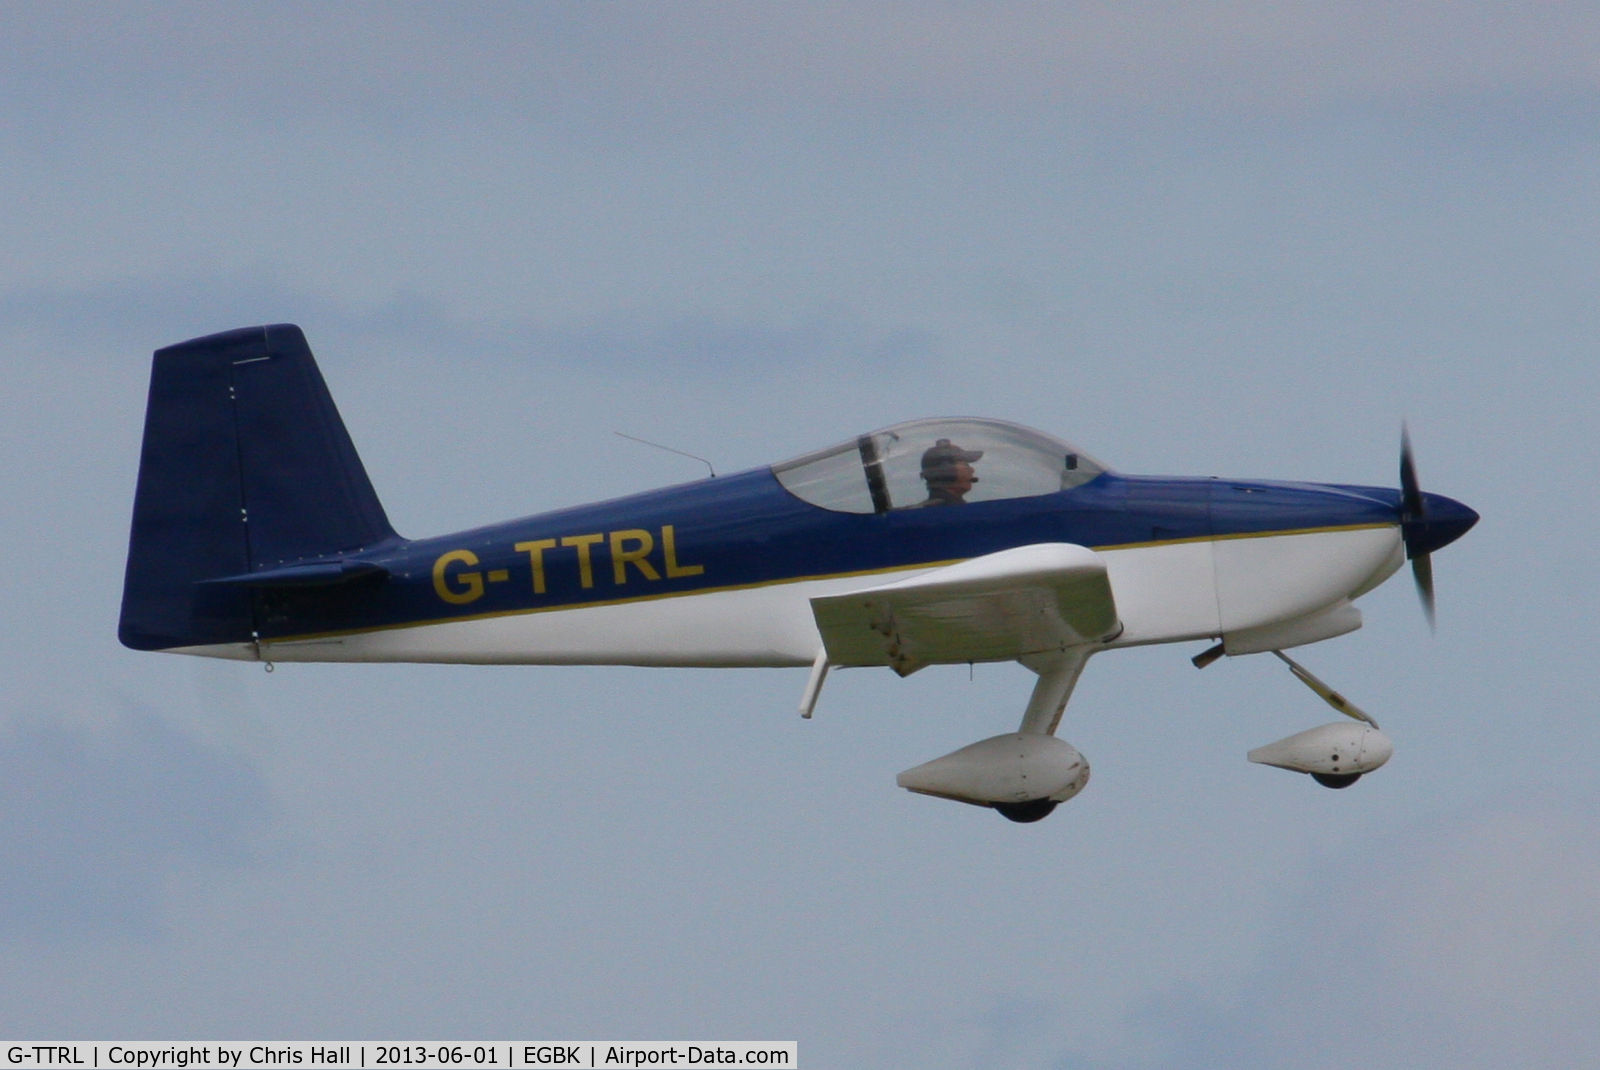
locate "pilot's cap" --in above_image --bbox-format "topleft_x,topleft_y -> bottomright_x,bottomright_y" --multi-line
921,438 -> 983,481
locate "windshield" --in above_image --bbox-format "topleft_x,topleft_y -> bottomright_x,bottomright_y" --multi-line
772,418 -> 1107,514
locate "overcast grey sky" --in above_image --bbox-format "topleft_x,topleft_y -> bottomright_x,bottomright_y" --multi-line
2,5 -> 1597,1068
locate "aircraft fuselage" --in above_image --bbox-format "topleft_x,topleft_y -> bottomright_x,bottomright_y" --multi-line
174,469 -> 1470,668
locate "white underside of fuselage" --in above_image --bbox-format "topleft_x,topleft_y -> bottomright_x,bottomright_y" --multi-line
176,526 -> 1404,668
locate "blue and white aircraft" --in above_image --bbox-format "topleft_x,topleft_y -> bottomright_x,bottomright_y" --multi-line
120,325 -> 1477,822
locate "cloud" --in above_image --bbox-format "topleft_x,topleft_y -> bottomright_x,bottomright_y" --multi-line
1055,802 -> 1600,1070
0,711 -> 271,939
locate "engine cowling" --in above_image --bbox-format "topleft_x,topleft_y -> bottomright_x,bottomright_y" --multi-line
1248,722 -> 1393,786
897,733 -> 1090,808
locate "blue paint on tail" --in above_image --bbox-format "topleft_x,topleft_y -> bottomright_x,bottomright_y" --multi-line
119,325 -> 399,651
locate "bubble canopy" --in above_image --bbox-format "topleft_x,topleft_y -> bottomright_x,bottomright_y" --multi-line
772,418 -> 1109,514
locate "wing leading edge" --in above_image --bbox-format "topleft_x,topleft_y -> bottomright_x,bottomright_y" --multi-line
810,543 -> 1121,675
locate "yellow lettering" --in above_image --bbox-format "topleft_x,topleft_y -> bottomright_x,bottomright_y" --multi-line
662,524 -> 704,578
488,569 -> 509,583
561,533 -> 605,589
609,529 -> 661,585
515,539 -> 557,594
433,549 -> 484,605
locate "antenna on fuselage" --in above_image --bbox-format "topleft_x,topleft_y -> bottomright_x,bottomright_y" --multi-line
612,431 -> 717,478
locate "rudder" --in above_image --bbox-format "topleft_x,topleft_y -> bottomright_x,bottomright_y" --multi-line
119,324 -> 398,651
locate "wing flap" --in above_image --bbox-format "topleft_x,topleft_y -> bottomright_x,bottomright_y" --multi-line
811,543 -> 1120,674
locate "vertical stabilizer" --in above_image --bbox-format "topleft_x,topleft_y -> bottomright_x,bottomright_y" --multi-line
119,324 -> 397,651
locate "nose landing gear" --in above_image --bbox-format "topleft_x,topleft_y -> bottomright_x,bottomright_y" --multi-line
1248,651 -> 1392,787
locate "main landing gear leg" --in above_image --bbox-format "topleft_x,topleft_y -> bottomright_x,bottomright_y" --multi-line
1017,649 -> 1091,736
895,650 -> 1095,823
991,650 -> 1092,823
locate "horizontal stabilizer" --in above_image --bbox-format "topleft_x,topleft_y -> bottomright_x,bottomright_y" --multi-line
200,560 -> 390,588
811,543 -> 1120,674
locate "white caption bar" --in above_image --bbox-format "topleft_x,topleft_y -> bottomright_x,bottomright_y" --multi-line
2,1046 -> 796,1070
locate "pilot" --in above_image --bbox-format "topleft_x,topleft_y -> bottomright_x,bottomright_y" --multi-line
915,438 -> 983,506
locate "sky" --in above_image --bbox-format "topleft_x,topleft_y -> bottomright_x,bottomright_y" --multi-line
1,4 -> 1597,1067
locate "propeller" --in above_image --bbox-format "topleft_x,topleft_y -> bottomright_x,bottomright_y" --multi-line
1397,426 -> 1481,630
1398,426 -> 1436,629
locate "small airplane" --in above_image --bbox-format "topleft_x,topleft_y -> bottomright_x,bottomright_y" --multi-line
120,324 -> 1478,822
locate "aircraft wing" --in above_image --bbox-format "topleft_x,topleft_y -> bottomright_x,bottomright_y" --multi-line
810,543 -> 1120,675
